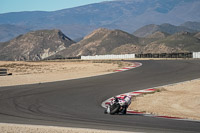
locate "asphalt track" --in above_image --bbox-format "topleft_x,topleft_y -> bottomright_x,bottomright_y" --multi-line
0,60 -> 200,133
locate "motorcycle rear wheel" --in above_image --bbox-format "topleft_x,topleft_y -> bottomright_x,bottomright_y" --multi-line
110,103 -> 120,115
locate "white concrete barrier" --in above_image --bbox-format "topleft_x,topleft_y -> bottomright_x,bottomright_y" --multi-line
81,54 -> 135,60
193,52 -> 200,58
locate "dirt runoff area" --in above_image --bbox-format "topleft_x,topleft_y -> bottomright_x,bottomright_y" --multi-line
0,60 -> 131,87
129,79 -> 200,120
0,123 -> 134,133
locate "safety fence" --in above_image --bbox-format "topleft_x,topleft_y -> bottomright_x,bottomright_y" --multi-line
44,56 -> 81,60
81,52 -> 200,60
136,52 -> 193,58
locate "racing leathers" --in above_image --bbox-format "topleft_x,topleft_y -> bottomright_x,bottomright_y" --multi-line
105,95 -> 132,114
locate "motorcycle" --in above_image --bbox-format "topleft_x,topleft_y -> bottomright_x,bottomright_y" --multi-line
104,97 -> 128,115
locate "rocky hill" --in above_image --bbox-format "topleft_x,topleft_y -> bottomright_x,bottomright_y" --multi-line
136,31 -> 170,47
51,28 -> 200,58
0,29 -> 74,61
146,31 -> 169,39
50,28 -> 139,58
152,32 -> 200,52
133,23 -> 197,37
113,32 -> 200,54
194,32 -> 200,39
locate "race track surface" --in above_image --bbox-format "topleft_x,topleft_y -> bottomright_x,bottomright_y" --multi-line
0,60 -> 200,133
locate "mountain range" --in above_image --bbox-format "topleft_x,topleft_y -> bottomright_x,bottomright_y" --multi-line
1,25 -> 200,61
0,0 -> 200,42
50,28 -> 200,59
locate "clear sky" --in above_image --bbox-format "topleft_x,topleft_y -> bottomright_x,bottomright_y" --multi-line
0,0 -> 111,14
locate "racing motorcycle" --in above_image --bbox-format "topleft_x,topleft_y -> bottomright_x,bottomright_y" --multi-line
104,97 -> 128,115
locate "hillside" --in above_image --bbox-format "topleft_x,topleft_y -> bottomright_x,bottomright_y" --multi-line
51,28 -> 200,58
146,31 -> 169,39
136,31 -> 170,46
50,28 -> 139,58
133,23 -> 197,37
194,32 -> 200,39
181,21 -> 200,31
1,28 -> 200,61
0,0 -> 200,41
153,32 -> 200,52
113,32 -> 200,54
0,29 -> 74,61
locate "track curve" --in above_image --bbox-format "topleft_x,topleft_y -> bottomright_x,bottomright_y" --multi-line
0,60 -> 200,133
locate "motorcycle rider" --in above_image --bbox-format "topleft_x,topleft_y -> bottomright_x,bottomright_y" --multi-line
105,94 -> 132,114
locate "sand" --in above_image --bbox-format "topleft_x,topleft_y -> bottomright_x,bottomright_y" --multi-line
129,79 -> 200,120
0,60 -> 131,87
0,123 -> 136,133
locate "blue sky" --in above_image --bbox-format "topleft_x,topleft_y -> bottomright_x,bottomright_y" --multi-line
0,0 -> 110,14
